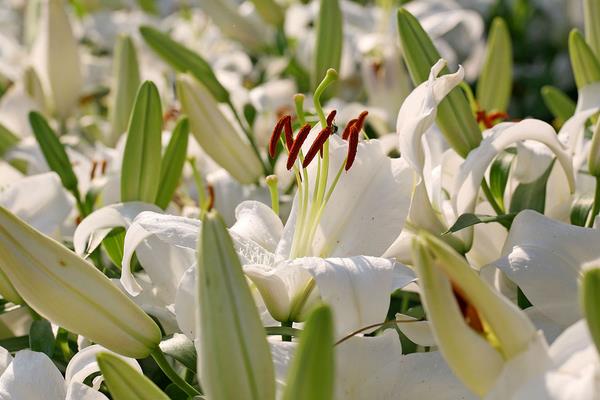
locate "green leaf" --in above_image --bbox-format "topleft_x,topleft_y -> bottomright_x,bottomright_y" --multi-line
121,81 -> 162,203
582,268 -> 600,355
29,319 -> 55,357
541,86 -> 576,125
139,26 -> 229,103
476,17 -> 512,113
509,161 -> 555,214
155,117 -> 189,209
197,210 -> 275,400
97,352 -> 170,400
584,0 -> 600,59
489,150 -> 514,210
137,0 -> 157,14
109,35 -> 141,146
571,196 -> 594,227
264,325 -> 302,338
569,29 -> 600,89
396,8 -> 481,158
282,304 -> 335,400
28,111 -> 79,194
445,213 -> 515,234
102,228 -> 126,268
313,0 -> 342,92
159,334 -> 197,373
249,0 -> 284,26
0,122 -> 19,156
0,335 -> 29,353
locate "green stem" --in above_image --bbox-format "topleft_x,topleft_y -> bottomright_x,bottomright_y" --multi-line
481,180 -> 505,216
280,321 -> 294,342
151,347 -> 201,397
227,100 -> 270,175
588,175 -> 600,227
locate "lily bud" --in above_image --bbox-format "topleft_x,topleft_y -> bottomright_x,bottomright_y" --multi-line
584,0 -> 600,59
581,266 -> 600,354
313,0 -> 342,92
250,0 -> 284,27
541,85 -> 576,125
197,210 -> 275,400
23,66 -> 46,111
177,74 -> 263,184
396,8 -> 481,157
108,35 -> 141,147
413,231 -> 542,396
97,352 -> 169,400
476,18 -> 512,113
31,0 -> 82,119
197,0 -> 266,50
0,206 -> 161,358
568,29 -> 600,89
0,269 -> 23,305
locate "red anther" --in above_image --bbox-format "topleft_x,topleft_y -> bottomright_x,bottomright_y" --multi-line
286,123 -> 312,170
100,159 -> 108,175
269,115 -> 289,158
476,109 -> 509,129
342,119 -> 357,140
283,116 -> 293,151
302,126 -> 332,168
345,124 -> 359,171
207,184 -> 215,212
89,160 -> 98,180
452,282 -> 484,334
163,107 -> 180,123
353,111 -> 369,132
326,110 -> 337,127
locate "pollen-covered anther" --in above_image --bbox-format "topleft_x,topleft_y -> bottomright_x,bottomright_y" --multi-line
302,126 -> 332,168
206,184 -> 215,212
476,109 -> 509,129
286,123 -> 312,170
345,124 -> 359,171
342,118 -> 358,140
269,115 -> 293,158
452,282 -> 485,334
326,110 -> 337,126
354,111 -> 368,132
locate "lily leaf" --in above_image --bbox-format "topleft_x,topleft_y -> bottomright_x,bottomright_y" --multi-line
139,26 -> 229,103
445,213 -> 515,234
509,160 -> 554,214
396,8 -> 481,158
282,304 -> 335,400
570,196 -> 594,227
156,117 -> 189,209
250,0 -> 284,26
582,268 -> 600,355
97,352 -> 170,400
541,85 -> 576,125
313,0 -> 342,92
489,150 -> 514,210
29,319 -> 55,357
121,81 -> 162,203
28,112 -> 79,195
477,17 -> 512,113
569,29 -> 600,89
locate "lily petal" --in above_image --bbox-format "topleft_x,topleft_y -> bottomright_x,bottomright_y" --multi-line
74,202 -> 160,256
230,201 -> 283,253
491,210 -> 600,326
0,350 -> 66,400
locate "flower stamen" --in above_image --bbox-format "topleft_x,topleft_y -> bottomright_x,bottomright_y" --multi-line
269,115 -> 293,158
302,126 -> 332,168
286,123 -> 312,170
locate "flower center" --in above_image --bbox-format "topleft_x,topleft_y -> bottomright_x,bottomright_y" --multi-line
268,70 -> 369,258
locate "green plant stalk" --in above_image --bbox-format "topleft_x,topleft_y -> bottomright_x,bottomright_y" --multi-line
151,347 -> 201,397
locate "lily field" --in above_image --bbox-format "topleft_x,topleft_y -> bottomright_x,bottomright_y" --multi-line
0,0 -> 599,399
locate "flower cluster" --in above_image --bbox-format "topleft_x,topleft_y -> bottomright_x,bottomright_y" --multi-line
0,0 -> 598,399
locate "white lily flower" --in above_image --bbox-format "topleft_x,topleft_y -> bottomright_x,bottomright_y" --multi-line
486,210 -> 600,327
504,320 -> 600,399
271,330 -> 476,400
30,0 -> 82,119
116,123 -> 414,337
0,344 -> 140,399
453,119 -> 575,246
413,231 -> 551,398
